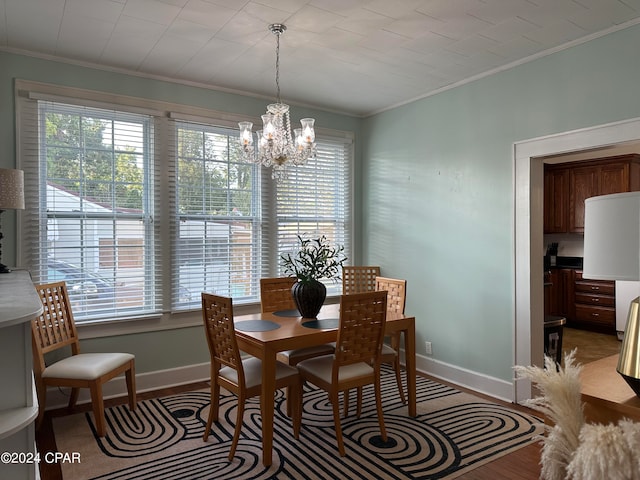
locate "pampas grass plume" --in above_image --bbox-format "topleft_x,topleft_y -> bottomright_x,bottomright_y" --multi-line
515,350 -> 584,480
515,349 -> 640,480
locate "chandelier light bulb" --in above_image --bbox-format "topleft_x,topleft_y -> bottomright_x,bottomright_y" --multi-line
239,122 -> 253,146
294,128 -> 304,150
261,114 -> 276,140
300,118 -> 315,144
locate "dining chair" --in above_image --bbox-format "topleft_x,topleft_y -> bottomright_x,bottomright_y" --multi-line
346,276 -> 408,415
297,290 -> 388,457
32,281 -> 136,437
201,292 -> 302,460
259,276 -> 299,313
341,265 -> 381,295
375,276 -> 407,403
341,265 -> 381,414
260,277 -> 335,366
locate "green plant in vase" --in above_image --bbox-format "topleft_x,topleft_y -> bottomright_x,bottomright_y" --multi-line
280,234 -> 347,318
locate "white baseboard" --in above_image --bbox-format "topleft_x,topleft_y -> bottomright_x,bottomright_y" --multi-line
44,362 -> 211,411
415,353 -> 515,403
45,355 -> 516,411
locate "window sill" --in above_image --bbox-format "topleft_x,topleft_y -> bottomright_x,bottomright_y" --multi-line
76,295 -> 340,339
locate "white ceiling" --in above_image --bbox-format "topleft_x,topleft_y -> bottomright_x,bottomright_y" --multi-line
2,0 -> 640,117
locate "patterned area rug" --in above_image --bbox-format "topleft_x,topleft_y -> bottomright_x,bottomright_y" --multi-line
53,369 -> 543,479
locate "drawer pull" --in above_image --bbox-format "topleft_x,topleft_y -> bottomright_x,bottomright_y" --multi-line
591,286 -> 600,290
592,298 -> 599,302
592,313 -> 599,317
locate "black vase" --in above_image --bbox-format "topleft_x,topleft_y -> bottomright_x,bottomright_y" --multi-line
291,280 -> 327,318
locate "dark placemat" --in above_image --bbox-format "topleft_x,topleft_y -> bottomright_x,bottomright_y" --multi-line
273,309 -> 301,317
302,318 -> 339,330
234,320 -> 281,332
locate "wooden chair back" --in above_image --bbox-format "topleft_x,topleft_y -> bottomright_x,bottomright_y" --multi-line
201,293 -> 242,373
259,277 -> 297,313
335,290 -> 387,367
375,277 -> 407,315
342,266 -> 381,295
32,281 -> 81,375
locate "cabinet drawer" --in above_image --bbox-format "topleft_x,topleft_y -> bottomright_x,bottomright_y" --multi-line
574,304 -> 615,325
574,292 -> 615,307
574,282 -> 615,296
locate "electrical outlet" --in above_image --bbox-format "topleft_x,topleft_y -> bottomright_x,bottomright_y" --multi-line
425,341 -> 432,355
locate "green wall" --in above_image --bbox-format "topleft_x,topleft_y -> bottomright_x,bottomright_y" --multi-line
4,22 -> 640,386
362,24 -> 640,380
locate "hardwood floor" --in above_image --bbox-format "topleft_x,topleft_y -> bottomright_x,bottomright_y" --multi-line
36,381 -> 210,480
36,328 -> 621,479
562,326 -> 621,365
433,378 -> 544,480
35,376 -> 543,480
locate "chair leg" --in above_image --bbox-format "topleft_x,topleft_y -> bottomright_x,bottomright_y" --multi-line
292,380 -> 302,439
393,357 -> 406,404
374,375 -> 387,443
68,387 -> 80,409
390,333 -> 406,403
125,363 -> 137,410
203,380 -> 220,442
331,391 -> 346,457
390,332 -> 401,354
356,387 -> 363,418
343,389 -> 350,417
228,395 -> 245,461
89,382 -> 107,437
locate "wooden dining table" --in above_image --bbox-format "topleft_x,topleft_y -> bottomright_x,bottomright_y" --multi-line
233,302 -> 417,466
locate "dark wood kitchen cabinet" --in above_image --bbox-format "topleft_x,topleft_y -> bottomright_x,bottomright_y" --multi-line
568,166 -> 598,233
544,168 -> 568,233
571,271 -> 616,333
544,154 -> 640,234
546,269 -> 616,333
545,268 -> 574,317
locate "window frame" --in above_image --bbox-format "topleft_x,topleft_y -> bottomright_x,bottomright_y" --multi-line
31,101 -> 159,321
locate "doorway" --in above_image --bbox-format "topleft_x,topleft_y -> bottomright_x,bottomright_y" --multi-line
514,117 -> 640,403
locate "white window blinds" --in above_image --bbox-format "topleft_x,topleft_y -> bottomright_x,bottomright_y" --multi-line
21,100 -> 161,321
171,121 -> 261,310
275,136 -> 352,295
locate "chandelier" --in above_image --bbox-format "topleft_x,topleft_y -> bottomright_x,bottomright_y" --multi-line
238,24 -> 316,181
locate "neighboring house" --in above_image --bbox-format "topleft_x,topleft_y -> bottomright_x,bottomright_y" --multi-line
45,184 -> 251,310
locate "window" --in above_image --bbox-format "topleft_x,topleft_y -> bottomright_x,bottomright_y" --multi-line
18,82 -> 352,323
22,101 -> 158,320
276,138 -> 351,294
172,121 -> 259,309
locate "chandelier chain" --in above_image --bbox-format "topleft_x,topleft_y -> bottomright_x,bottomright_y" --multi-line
275,30 -> 281,104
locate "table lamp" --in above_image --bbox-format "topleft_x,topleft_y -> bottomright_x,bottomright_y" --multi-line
583,191 -> 640,397
0,168 -> 25,274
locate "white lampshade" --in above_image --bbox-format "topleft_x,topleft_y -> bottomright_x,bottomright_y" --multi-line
583,191 -> 640,281
584,191 -> 640,397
